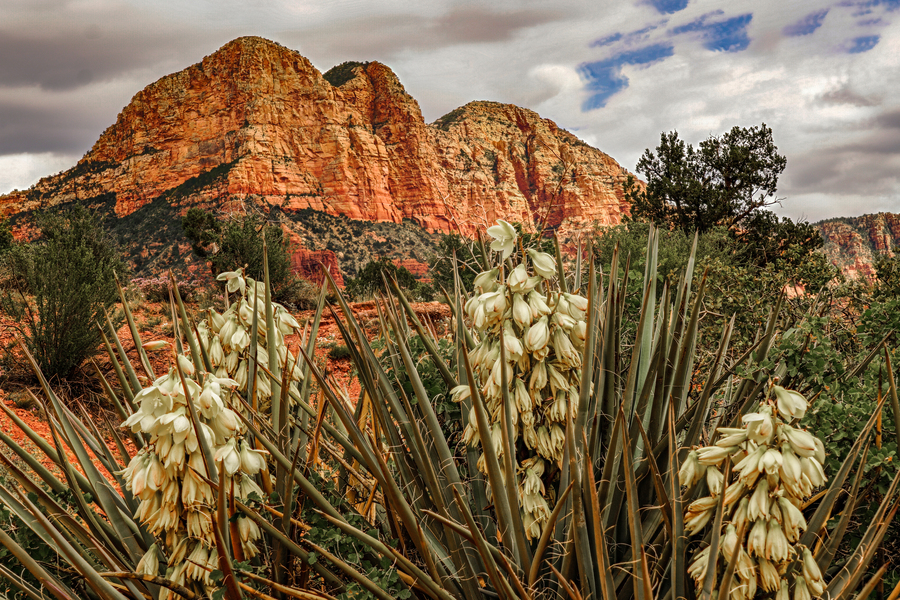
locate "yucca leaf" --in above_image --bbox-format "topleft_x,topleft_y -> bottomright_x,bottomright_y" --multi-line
553,234 -> 569,293
99,572 -> 199,600
169,270 -> 207,376
853,563 -> 890,600
233,408 -> 344,522
568,429 -> 597,600
0,561 -> 50,600
303,539 -> 401,600
0,525 -> 79,600
497,328 -> 531,567
389,277 -> 457,389
91,359 -> 133,422
450,488 -> 518,600
882,347 -> 900,450
114,272 -> 155,380
21,346 -> 144,564
262,235 -> 283,434
98,326 -> 136,407
637,224 -> 658,394
716,521 -> 747,600
460,327 -> 520,563
14,488 -> 131,600
105,309 -> 142,395
699,458 -> 730,600
211,468 -> 244,600
174,347 -> 217,486
816,444 -> 868,571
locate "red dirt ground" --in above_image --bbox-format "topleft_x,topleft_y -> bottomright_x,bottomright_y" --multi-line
0,300 -> 451,479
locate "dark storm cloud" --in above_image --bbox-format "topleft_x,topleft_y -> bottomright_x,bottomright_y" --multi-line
279,6 -> 566,60
0,1 -> 235,155
0,101 -> 103,154
819,84 -> 880,107
784,107 -> 900,197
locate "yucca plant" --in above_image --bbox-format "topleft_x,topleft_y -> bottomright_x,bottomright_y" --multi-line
0,223 -> 897,600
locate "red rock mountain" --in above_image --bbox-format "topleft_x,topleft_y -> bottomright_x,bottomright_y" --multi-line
0,36 -> 632,250
816,212 -> 900,280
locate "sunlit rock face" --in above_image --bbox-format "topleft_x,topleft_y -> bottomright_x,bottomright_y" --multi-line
0,36 -> 633,239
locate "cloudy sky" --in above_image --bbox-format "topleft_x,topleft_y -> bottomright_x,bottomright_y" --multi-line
1,0 -> 898,222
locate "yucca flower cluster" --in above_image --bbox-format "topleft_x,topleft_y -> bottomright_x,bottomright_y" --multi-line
452,220 -> 588,540
121,269 -> 303,597
683,385 -> 827,600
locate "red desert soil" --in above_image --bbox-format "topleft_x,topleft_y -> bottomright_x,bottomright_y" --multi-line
0,299 -> 451,478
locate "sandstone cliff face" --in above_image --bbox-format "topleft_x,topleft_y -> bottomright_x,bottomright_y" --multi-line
0,36 -> 632,245
817,212 -> 900,280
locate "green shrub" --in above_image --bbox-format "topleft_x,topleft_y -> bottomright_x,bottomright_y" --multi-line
182,209 -> 300,303
0,205 -> 128,378
344,257 -> 431,301
328,344 -> 351,360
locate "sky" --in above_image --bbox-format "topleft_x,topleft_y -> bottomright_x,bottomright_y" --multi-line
1,0 -> 899,223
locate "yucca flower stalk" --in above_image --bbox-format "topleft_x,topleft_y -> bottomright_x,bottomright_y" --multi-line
452,223 -> 588,539
120,267 -> 303,598
684,385 -> 829,599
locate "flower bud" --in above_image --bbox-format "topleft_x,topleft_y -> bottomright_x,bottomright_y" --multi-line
679,450 -> 702,487
697,445 -> 734,466
783,426 -> 819,458
801,545 -> 825,595
527,249 -> 557,280
513,294 -> 532,327
747,517 -> 768,558
508,264 -> 529,292
474,268 -> 499,293
525,317 -> 550,352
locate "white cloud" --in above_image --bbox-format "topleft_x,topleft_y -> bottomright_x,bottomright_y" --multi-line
0,153 -> 79,194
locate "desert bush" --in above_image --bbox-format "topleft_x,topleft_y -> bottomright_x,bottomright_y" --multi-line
130,276 -> 201,302
0,204 -> 128,378
344,256 -> 430,301
182,209 -> 299,303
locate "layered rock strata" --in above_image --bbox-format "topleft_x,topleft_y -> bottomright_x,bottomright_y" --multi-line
0,36 -> 633,247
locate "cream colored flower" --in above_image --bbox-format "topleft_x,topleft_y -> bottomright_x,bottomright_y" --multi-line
487,220 -> 517,259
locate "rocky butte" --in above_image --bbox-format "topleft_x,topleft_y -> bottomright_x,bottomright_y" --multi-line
0,36 -> 636,281
816,212 -> 900,280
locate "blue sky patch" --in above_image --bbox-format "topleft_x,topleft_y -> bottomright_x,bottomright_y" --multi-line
847,34 -> 881,52
591,32 -> 623,47
783,9 -> 828,36
590,21 -> 667,48
647,0 -> 689,14
580,42 -> 675,110
670,12 -> 753,51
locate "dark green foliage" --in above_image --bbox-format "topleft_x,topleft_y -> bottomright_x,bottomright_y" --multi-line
0,219 -> 12,255
428,233 -> 485,295
183,210 -> 299,303
300,473 -> 409,600
738,209 -> 826,274
875,252 -> 900,298
161,161 -> 235,201
344,257 -> 431,301
328,344 -> 351,360
629,124 -> 787,233
323,61 -> 368,88
181,207 -> 221,256
433,106 -> 468,130
0,204 -> 128,378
